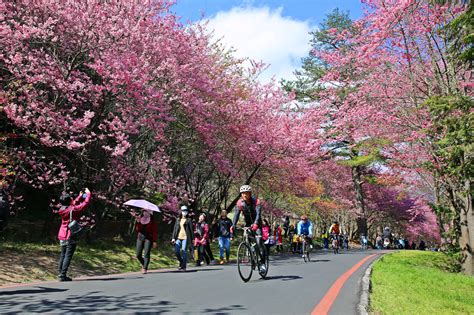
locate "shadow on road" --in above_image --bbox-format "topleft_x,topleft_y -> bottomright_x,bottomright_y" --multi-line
0,286 -> 68,296
159,267 -> 224,274
202,304 -> 246,314
78,277 -> 143,282
0,291 -> 180,313
261,275 -> 302,281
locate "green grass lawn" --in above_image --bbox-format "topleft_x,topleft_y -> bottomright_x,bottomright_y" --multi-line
370,251 -> 474,315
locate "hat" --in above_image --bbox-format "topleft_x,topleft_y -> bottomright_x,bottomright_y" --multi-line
180,205 -> 188,212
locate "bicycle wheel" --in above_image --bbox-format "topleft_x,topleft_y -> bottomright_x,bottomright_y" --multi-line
303,241 -> 308,263
257,246 -> 269,279
237,242 -> 253,282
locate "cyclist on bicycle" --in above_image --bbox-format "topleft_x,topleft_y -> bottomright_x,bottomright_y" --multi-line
297,215 -> 313,257
329,220 -> 341,244
231,185 -> 266,272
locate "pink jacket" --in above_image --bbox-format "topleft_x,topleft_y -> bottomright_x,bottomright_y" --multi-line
262,225 -> 270,241
194,222 -> 209,246
57,193 -> 91,241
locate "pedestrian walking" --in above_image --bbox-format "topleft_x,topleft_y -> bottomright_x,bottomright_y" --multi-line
204,215 -> 216,264
262,219 -> 273,256
132,210 -> 157,274
217,210 -> 233,264
283,215 -> 290,236
194,213 -> 209,266
274,223 -> 283,254
56,188 -> 91,281
321,228 -> 329,250
171,206 -> 193,271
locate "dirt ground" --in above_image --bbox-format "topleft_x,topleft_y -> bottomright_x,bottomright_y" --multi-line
0,248 -> 107,286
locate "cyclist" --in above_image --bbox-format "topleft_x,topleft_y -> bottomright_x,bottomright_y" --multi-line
231,185 -> 266,273
297,215 -> 313,257
329,220 -> 341,247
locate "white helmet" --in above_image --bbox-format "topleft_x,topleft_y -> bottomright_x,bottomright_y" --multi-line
239,185 -> 252,193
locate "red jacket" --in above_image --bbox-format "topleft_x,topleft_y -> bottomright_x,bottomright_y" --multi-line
57,193 -> 91,241
274,226 -> 283,244
136,219 -> 158,242
194,222 -> 209,246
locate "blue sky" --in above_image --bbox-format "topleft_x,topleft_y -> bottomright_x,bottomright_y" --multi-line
171,1 -> 364,82
172,0 -> 363,24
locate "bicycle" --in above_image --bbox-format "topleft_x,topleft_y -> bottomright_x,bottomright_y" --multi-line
300,235 -> 311,263
237,227 -> 269,282
330,234 -> 339,254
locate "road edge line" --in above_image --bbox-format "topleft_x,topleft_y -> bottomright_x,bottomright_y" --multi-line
312,253 -> 377,315
357,254 -> 384,315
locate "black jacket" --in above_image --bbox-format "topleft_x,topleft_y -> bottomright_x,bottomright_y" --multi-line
172,217 -> 193,248
217,217 -> 233,237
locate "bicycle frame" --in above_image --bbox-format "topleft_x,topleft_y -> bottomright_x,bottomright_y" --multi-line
242,227 -> 261,265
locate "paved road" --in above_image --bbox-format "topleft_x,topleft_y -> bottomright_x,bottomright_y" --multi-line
0,250 -> 379,314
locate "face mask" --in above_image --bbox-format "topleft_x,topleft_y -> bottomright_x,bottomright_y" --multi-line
181,212 -> 188,217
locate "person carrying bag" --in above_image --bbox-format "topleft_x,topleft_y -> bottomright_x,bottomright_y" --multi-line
57,188 -> 91,281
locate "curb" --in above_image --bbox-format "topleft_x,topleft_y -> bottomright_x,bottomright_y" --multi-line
357,254 -> 383,315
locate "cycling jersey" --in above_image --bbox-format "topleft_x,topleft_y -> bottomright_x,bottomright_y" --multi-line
297,220 -> 313,236
232,196 -> 262,227
329,224 -> 340,235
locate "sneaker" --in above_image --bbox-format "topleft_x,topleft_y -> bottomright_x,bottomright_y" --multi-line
142,268 -> 148,274
220,260 -> 225,265
58,276 -> 72,282
259,265 -> 266,274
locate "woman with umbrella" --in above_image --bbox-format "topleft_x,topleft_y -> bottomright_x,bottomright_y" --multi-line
125,200 -> 160,274
132,210 -> 157,274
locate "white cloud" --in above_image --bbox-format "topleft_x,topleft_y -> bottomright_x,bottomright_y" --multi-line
205,6 -> 313,83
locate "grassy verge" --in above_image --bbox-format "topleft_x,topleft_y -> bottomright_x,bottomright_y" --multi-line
370,251 -> 474,315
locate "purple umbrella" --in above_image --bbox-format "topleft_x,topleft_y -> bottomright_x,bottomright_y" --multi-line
123,199 -> 161,213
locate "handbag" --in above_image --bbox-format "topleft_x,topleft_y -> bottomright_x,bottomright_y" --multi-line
68,208 -> 83,238
265,235 -> 275,246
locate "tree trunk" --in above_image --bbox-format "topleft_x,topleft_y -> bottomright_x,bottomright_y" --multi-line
461,178 -> 473,275
352,166 -> 367,236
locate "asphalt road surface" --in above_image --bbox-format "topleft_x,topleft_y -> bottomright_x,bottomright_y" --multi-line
0,250 -> 379,314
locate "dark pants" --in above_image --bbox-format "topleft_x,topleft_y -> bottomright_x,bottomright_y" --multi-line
196,245 -> 207,266
58,243 -> 77,278
136,238 -> 152,270
204,242 -> 214,262
276,244 -> 283,253
323,238 -> 329,249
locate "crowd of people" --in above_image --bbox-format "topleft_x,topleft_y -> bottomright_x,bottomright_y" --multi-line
51,184 -> 436,281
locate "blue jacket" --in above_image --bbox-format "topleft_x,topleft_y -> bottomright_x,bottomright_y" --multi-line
297,220 -> 313,236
